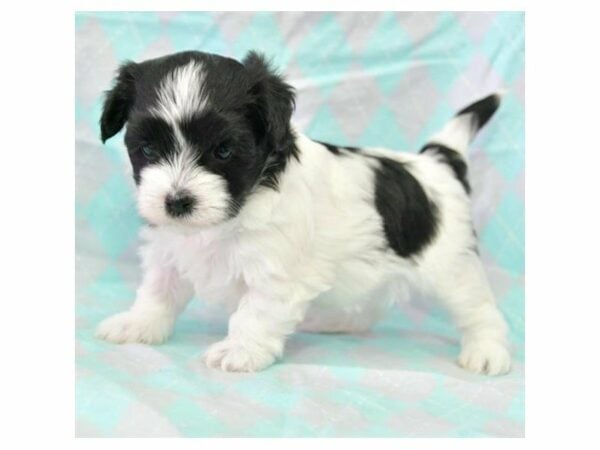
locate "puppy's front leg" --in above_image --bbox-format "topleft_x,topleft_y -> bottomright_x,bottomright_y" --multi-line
204,290 -> 309,372
96,261 -> 193,345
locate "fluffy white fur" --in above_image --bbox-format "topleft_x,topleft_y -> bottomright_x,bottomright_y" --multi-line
136,151 -> 232,227
96,124 -> 511,375
151,61 -> 208,124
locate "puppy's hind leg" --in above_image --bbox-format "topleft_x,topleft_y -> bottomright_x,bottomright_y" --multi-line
422,251 -> 511,375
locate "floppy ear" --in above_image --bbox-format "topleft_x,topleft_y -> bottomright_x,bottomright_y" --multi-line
243,51 -> 295,152
100,61 -> 137,143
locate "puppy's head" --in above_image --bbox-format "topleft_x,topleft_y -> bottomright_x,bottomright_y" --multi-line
100,51 -> 296,227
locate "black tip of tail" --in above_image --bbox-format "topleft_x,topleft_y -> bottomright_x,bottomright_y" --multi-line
456,93 -> 501,130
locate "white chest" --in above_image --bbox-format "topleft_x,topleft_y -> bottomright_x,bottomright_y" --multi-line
150,228 -> 246,306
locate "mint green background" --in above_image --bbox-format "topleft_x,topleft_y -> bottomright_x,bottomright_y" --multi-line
76,12 -> 525,437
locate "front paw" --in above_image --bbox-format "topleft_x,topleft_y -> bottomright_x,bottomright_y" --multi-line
458,339 -> 511,376
95,310 -> 173,345
203,338 -> 276,372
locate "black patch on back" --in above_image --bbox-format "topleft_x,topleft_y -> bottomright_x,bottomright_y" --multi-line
420,143 -> 471,193
372,157 -> 439,258
456,94 -> 500,130
314,140 -> 341,155
314,140 -> 361,156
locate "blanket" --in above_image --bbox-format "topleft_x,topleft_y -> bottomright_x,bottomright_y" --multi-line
75,11 -> 525,437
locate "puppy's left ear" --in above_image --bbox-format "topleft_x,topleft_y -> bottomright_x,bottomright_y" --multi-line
100,61 -> 138,143
243,52 -> 295,152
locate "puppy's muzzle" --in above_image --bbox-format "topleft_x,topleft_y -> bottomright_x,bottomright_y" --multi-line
165,191 -> 196,218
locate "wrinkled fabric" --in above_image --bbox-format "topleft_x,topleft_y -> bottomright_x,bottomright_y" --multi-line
75,11 -> 525,437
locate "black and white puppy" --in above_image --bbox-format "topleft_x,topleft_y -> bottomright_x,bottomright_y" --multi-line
96,50 -> 511,375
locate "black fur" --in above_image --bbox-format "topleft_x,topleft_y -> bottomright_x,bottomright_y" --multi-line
100,61 -> 137,143
416,94 -> 502,194
314,140 -> 341,155
243,51 -> 299,189
456,93 -> 500,130
100,50 -> 298,216
124,116 -> 175,184
314,140 -> 361,156
372,157 -> 439,258
165,191 -> 196,217
420,143 -> 470,193
311,141 -> 440,257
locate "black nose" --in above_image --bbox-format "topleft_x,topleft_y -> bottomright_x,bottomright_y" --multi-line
165,193 -> 196,217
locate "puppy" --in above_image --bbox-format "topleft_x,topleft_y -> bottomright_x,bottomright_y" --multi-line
95,50 -> 511,375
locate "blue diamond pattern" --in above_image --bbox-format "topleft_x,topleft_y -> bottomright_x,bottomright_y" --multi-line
484,93 -> 525,180
358,105 -> 410,150
166,12 -> 229,55
360,12 -> 413,94
480,12 -> 525,84
481,192 -> 525,275
305,103 -> 349,144
82,174 -> 142,260
295,13 -> 355,97
413,12 -> 476,93
76,12 -> 525,437
97,12 -> 163,62
232,12 -> 291,69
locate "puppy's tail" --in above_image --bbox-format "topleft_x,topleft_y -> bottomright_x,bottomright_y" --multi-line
420,93 -> 502,157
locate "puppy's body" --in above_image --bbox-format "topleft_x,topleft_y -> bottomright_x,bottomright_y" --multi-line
96,51 -> 511,375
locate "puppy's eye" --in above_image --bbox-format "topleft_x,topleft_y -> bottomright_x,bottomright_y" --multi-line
214,145 -> 232,160
140,145 -> 158,161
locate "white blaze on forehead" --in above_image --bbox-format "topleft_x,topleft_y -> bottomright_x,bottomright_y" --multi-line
152,61 -> 208,124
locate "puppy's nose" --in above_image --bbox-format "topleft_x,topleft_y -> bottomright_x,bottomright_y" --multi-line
165,192 -> 196,217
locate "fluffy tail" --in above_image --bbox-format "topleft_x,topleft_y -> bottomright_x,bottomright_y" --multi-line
421,93 -> 502,156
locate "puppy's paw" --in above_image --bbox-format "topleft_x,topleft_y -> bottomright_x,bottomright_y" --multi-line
458,339 -> 511,376
95,310 -> 173,345
203,338 -> 275,372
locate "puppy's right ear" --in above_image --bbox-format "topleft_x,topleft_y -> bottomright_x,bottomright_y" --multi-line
100,62 -> 137,143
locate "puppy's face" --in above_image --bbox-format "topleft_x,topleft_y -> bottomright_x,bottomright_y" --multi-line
100,51 -> 296,227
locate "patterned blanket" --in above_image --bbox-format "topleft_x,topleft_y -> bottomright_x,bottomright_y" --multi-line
75,11 -> 525,437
